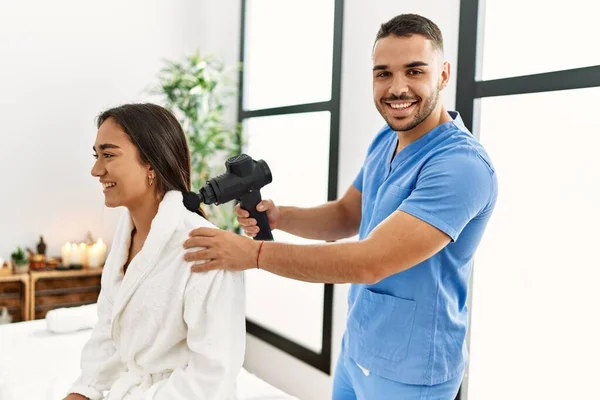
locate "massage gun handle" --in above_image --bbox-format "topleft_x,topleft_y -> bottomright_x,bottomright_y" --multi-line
239,190 -> 274,241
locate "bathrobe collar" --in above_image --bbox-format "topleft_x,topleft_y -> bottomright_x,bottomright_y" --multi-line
110,191 -> 184,338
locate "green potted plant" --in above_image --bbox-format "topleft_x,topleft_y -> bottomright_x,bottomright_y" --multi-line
11,246 -> 29,274
151,51 -> 243,231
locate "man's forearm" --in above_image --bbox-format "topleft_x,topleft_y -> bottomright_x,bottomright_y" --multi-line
257,240 -> 377,284
277,202 -> 358,241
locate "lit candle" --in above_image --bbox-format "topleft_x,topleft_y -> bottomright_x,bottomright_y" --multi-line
97,238 -> 107,264
68,243 -> 86,266
78,243 -> 87,265
87,239 -> 107,268
70,243 -> 80,265
61,242 -> 73,266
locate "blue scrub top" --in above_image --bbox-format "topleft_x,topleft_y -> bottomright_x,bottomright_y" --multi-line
346,111 -> 498,385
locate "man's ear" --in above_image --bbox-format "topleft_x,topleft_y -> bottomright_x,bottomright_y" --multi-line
439,61 -> 450,91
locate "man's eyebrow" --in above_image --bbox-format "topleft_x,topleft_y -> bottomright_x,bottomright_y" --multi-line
405,61 -> 429,68
92,143 -> 121,151
373,61 -> 429,71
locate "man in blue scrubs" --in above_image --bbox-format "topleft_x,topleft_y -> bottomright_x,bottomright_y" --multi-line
184,14 -> 497,399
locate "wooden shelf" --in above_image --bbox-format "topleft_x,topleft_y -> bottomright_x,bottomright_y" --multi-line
0,268 -> 103,323
30,267 -> 103,320
0,273 -> 30,321
0,273 -> 29,284
29,267 -> 103,281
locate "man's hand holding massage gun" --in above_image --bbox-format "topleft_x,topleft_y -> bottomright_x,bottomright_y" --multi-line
184,153 -> 373,285
182,154 -> 276,271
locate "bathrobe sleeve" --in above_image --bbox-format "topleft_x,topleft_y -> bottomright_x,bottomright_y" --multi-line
68,288 -> 124,400
140,269 -> 245,399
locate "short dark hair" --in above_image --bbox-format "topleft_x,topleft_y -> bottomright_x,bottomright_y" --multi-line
97,103 -> 205,218
375,14 -> 444,53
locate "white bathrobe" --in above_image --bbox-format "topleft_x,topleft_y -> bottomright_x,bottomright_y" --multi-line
69,191 -> 245,400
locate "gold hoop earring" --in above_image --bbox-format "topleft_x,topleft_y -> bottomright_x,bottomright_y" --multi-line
149,175 -> 154,186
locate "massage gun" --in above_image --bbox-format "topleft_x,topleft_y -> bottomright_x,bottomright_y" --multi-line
183,154 -> 274,241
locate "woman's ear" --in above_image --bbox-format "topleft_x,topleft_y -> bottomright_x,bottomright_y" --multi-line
147,165 -> 156,186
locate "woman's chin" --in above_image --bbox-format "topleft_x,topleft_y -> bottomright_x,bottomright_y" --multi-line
103,196 -> 121,208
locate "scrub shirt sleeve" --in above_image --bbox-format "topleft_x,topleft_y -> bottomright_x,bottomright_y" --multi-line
353,166 -> 364,192
398,148 -> 495,241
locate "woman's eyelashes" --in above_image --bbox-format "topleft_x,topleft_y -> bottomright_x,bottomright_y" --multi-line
93,153 -> 114,159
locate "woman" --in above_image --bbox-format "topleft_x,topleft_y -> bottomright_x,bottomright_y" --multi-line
64,103 -> 245,400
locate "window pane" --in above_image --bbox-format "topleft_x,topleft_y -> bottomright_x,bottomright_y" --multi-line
243,111 -> 332,352
468,87 -> 600,399
481,1 -> 600,80
243,0 -> 334,110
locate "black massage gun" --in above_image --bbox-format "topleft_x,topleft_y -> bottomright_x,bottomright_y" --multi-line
183,154 -> 274,241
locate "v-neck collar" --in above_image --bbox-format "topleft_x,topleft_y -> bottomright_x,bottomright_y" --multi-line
385,112 -> 463,178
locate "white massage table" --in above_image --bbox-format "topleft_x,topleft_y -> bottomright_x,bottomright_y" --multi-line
0,319 -> 296,400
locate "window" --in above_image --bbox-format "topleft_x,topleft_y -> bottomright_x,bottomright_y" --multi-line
244,111 -> 332,353
470,88 -> 600,400
238,0 -> 344,374
457,1 -> 600,398
480,0 -> 600,80
242,0 -> 335,110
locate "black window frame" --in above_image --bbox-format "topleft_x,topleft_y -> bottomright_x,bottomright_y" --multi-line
237,0 -> 345,375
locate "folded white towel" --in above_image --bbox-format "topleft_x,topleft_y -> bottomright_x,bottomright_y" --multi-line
45,303 -> 98,333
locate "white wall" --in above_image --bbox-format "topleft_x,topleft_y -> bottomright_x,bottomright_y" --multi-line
0,0 -> 204,259
198,1 -> 461,399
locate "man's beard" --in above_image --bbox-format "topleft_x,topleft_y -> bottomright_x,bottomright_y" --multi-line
380,88 -> 440,132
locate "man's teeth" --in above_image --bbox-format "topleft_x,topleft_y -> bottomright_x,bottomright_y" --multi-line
389,103 -> 413,109
103,182 -> 116,189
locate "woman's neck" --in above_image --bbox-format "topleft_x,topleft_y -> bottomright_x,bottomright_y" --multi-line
128,193 -> 163,241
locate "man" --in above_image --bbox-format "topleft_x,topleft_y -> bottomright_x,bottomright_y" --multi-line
183,14 -> 497,399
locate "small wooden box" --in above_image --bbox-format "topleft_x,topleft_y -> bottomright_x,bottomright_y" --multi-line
0,262 -> 13,277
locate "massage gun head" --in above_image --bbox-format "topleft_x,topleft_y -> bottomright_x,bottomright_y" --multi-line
197,154 -> 272,206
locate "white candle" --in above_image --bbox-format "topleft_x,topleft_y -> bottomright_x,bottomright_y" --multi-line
97,238 -> 107,264
70,243 -> 80,265
78,243 -> 87,265
87,245 -> 100,268
61,242 -> 72,266
68,243 -> 86,265
87,239 -> 107,268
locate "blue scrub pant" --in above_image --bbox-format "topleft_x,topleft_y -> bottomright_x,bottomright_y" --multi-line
332,351 -> 463,400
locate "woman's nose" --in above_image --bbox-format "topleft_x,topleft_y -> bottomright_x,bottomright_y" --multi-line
91,159 -> 104,177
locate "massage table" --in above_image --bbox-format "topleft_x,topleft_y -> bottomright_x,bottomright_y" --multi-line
0,319 -> 296,400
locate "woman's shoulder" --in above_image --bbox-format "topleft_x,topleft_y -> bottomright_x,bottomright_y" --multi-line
181,209 -> 219,231
167,208 -> 214,260
169,196 -> 219,240
175,209 -> 244,292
